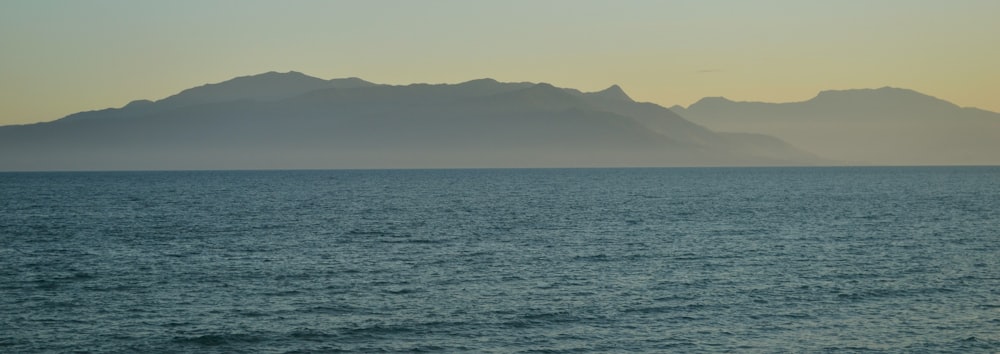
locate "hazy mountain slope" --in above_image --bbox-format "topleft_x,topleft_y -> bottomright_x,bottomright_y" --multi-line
157,71 -> 376,108
0,72 -> 820,171
674,87 -> 1000,165
56,71 -> 377,124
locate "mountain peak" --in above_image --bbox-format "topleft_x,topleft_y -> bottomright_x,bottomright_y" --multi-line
156,71 -> 371,108
240,70 -> 316,81
327,77 -> 376,88
813,86 -> 938,100
485,82 -> 582,108
689,96 -> 733,108
454,78 -> 503,90
810,86 -> 959,110
814,86 -> 915,98
123,99 -> 154,109
587,84 -> 633,102
460,78 -> 500,85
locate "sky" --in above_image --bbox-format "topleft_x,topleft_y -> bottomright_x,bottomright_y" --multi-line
1,0 -> 998,126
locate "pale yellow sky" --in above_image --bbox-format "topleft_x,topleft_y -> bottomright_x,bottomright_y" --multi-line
1,0 -> 998,125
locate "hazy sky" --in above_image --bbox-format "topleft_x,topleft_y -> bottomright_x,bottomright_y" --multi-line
1,0 -> 998,125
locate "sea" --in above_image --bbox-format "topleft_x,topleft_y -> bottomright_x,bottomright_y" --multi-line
1,167 -> 998,353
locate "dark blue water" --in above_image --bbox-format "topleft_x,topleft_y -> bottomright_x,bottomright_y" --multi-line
2,167 -> 999,353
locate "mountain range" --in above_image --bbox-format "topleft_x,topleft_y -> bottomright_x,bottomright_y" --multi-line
673,87 -> 1000,166
0,71 -> 818,171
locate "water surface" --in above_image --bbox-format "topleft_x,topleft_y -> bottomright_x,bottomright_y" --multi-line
2,167 -> 998,352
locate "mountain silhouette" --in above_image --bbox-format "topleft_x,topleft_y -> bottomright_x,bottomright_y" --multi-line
585,85 -> 634,102
157,71 -> 375,109
0,72 -> 819,171
673,87 -> 1000,165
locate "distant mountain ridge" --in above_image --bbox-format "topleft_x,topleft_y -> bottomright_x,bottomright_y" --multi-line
673,87 -> 1000,165
0,72 -> 819,171
159,71 -> 376,107
59,71 -> 378,123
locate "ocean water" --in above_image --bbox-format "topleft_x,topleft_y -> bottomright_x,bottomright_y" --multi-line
1,167 -> 998,353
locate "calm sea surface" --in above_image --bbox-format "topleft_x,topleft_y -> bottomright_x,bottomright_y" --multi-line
1,167 -> 998,353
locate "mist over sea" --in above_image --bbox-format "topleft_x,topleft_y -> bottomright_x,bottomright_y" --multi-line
2,167 -> 998,352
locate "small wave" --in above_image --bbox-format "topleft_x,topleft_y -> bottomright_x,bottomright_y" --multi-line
376,238 -> 443,244
953,335 -> 1000,350
308,304 -> 359,314
32,280 -> 59,290
85,283 -> 139,292
399,345 -> 449,352
384,287 -> 423,295
344,229 -> 393,237
573,254 -> 611,262
288,328 -> 335,341
173,333 -> 265,347
235,310 -> 269,318
263,289 -> 303,296
502,311 -> 585,328
820,345 -> 882,352
344,344 -> 451,352
161,321 -> 194,328
62,272 -> 96,280
624,305 -> 677,314
623,303 -> 710,316
835,286 -> 957,301
462,250 -> 494,258
41,300 -> 79,308
338,323 -> 416,338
